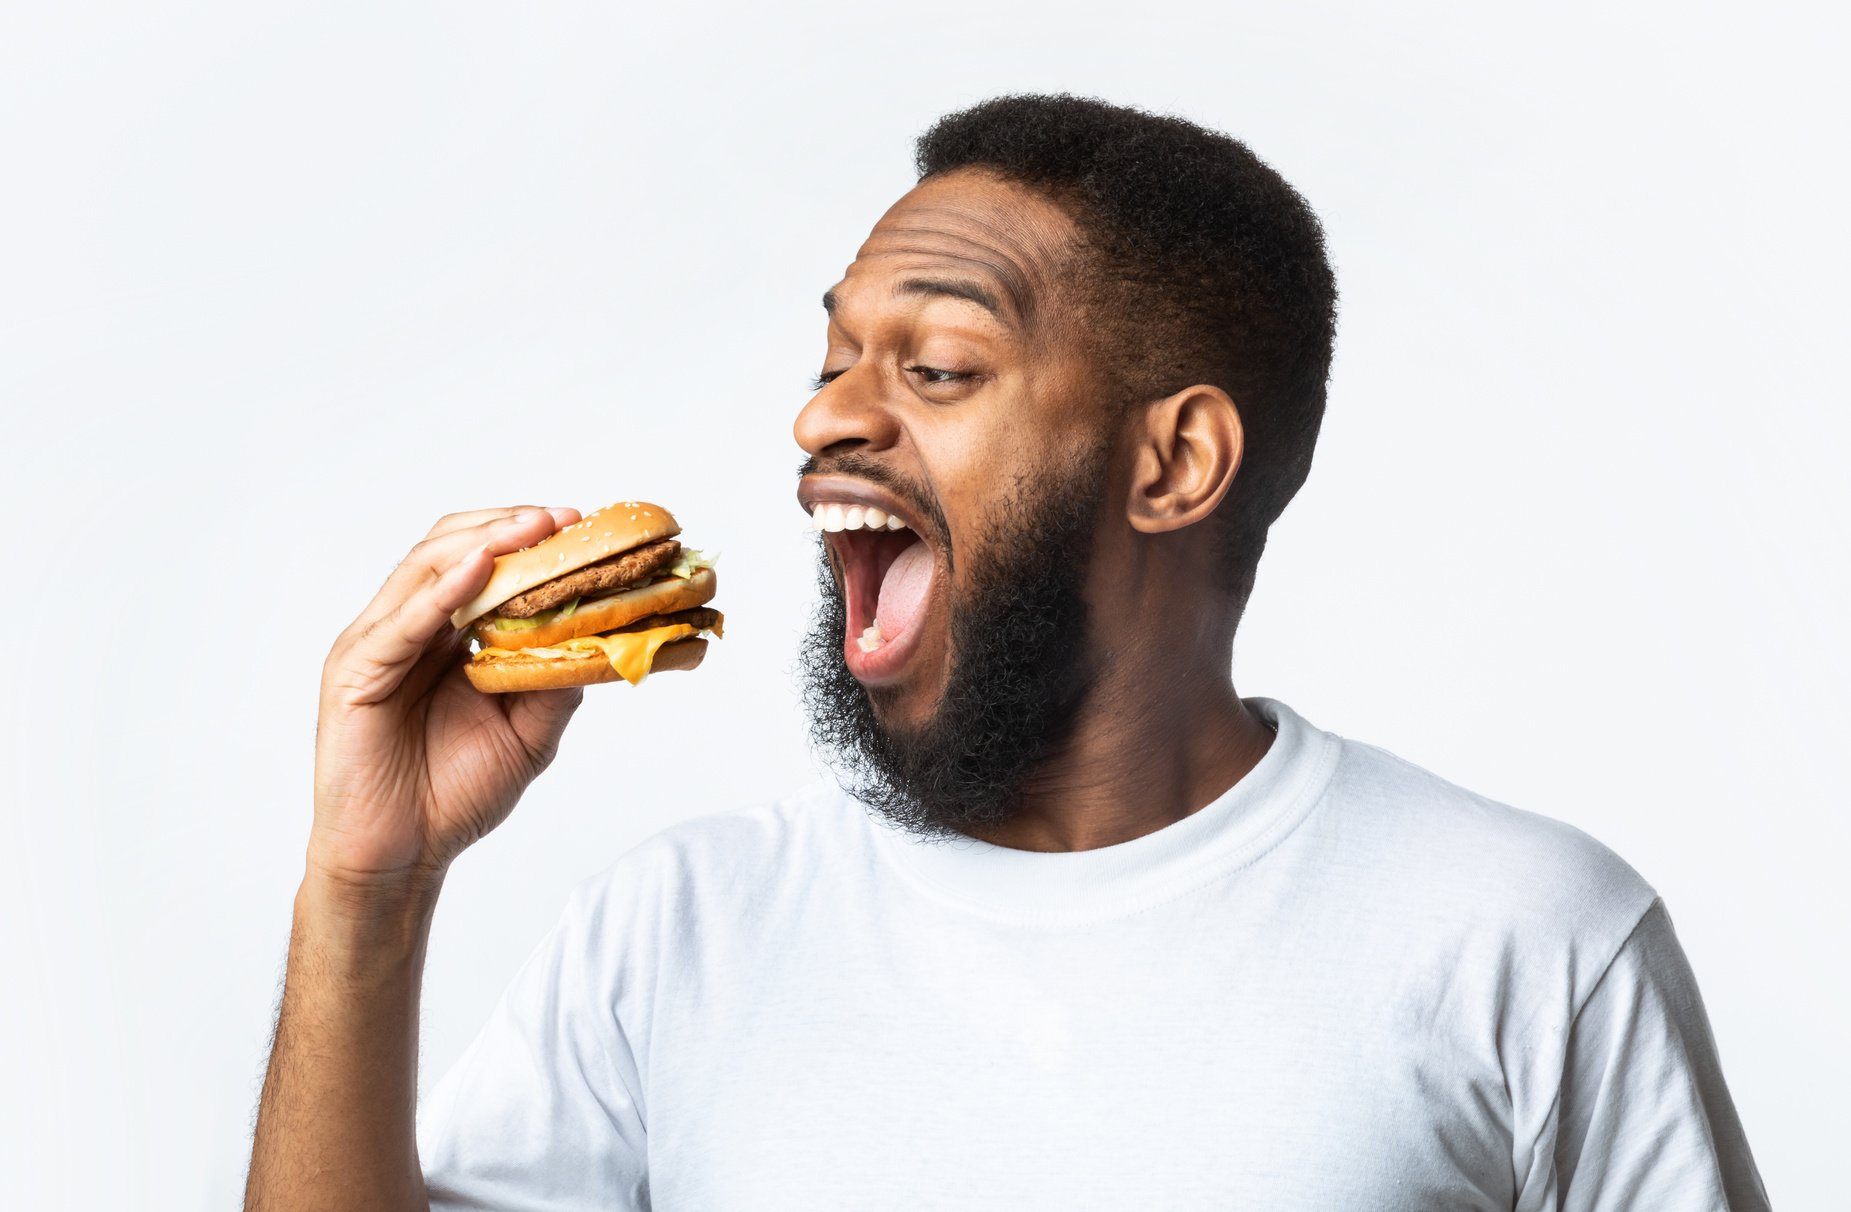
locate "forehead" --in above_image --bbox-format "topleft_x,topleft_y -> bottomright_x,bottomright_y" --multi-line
828,170 -> 1080,330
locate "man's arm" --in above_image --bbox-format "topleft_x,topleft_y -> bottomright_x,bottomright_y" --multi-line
1550,898 -> 1769,1211
244,505 -> 586,1211
246,876 -> 438,1210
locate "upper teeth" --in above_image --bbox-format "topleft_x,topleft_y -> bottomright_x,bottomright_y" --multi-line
810,502 -> 908,533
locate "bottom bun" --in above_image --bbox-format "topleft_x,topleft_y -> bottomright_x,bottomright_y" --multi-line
463,637 -> 708,694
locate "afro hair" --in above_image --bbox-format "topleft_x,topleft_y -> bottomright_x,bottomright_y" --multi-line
917,94 -> 1338,609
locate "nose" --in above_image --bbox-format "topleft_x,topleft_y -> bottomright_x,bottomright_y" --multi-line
793,367 -> 903,458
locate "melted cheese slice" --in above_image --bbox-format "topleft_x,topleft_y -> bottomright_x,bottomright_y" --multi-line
475,622 -> 700,685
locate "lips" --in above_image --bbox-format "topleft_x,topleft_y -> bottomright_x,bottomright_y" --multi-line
797,477 -> 943,686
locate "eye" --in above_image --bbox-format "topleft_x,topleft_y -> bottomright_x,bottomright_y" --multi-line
810,369 -> 846,391
906,365 -> 971,385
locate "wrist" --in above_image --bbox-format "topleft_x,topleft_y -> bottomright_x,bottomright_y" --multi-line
295,861 -> 444,967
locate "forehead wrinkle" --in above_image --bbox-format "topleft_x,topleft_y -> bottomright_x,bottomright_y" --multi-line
904,193 -> 1074,279
843,178 -> 1086,345
857,232 -> 1036,328
899,201 -> 1069,269
895,193 -> 1059,243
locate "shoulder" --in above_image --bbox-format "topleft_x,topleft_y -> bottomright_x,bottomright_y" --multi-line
633,776 -> 864,873
565,778 -> 868,928
1309,725 -> 1660,956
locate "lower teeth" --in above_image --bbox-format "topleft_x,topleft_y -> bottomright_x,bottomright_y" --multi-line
855,622 -> 885,653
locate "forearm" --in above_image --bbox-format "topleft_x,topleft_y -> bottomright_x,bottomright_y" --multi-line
245,871 -> 442,1212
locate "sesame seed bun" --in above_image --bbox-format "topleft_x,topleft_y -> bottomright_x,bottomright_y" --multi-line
450,501 -> 680,630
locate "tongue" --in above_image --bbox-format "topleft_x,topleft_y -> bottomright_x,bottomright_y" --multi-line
874,540 -> 932,636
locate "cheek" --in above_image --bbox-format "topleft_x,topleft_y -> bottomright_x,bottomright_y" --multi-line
920,429 -> 1024,558
906,373 -> 1099,557
913,378 -> 1058,480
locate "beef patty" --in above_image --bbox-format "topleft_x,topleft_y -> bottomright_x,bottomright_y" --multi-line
612,606 -> 722,635
495,539 -> 682,618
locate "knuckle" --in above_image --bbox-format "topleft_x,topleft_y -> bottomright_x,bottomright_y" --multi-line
323,645 -> 400,707
326,619 -> 366,665
354,603 -> 401,647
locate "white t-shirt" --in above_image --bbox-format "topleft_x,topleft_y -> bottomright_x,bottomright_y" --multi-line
417,698 -> 1767,1210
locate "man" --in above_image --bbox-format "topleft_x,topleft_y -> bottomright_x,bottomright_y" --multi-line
246,96 -> 1767,1209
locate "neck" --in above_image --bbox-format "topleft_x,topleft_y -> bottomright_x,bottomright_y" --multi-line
963,655 -> 1274,853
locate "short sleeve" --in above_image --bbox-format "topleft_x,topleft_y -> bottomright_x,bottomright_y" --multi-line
417,885 -> 650,1211
1548,898 -> 1769,1212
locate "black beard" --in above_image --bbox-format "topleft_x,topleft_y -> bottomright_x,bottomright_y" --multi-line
798,449 -> 1107,842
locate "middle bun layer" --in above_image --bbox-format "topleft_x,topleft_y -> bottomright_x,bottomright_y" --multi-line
472,567 -> 717,650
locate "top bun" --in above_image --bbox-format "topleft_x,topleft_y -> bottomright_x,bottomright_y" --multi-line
449,501 -> 681,629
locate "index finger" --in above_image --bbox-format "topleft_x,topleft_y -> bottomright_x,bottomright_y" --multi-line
326,543 -> 502,707
371,505 -> 580,604
347,506 -> 577,648
423,505 -> 581,544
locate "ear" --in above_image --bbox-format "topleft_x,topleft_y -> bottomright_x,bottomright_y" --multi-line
1123,384 -> 1244,535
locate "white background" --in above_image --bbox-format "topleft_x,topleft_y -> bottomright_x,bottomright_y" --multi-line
2,2 -> 1843,1206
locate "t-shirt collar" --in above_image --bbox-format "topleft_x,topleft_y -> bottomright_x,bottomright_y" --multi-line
860,697 -> 1339,925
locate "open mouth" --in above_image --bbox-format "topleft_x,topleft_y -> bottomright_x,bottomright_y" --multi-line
805,495 -> 940,685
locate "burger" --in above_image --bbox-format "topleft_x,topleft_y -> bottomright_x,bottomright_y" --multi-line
450,500 -> 722,693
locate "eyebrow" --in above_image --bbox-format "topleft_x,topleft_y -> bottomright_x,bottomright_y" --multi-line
821,278 -> 1017,329
900,276 -> 1011,323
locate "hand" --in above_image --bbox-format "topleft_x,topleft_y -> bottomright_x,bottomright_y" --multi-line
307,506 -> 585,894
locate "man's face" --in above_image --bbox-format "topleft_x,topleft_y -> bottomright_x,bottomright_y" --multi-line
793,169 -> 1118,838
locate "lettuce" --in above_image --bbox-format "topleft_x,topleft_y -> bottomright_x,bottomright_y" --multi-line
667,548 -> 718,580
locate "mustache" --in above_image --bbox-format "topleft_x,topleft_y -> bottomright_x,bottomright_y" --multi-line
796,451 -> 954,562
